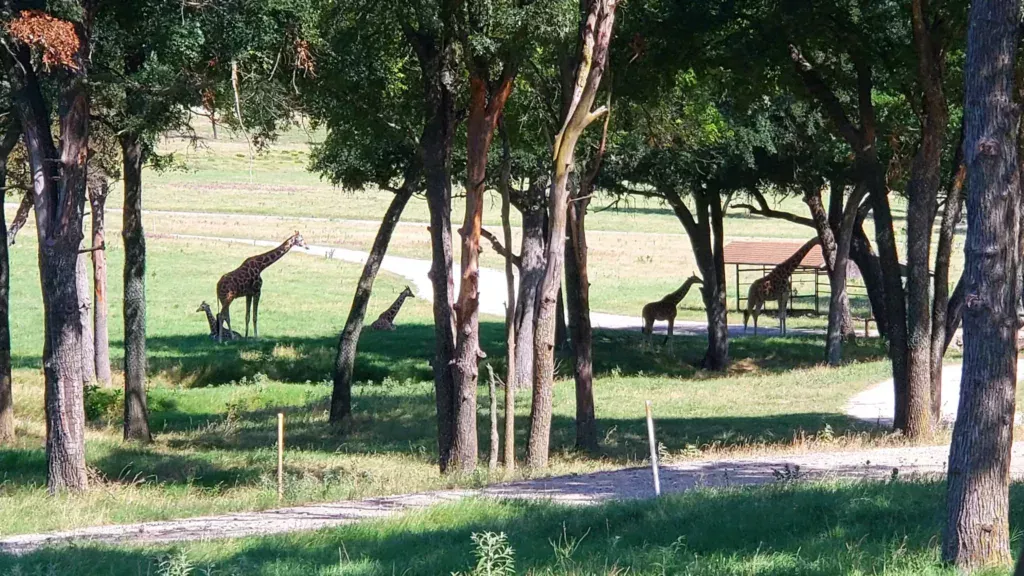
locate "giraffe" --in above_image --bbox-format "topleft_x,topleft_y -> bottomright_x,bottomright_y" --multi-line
197,301 -> 241,341
369,287 -> 415,331
641,274 -> 703,348
743,238 -> 820,336
215,231 -> 307,341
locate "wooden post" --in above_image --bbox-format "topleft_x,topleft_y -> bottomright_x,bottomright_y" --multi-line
277,412 -> 284,501
735,265 -> 740,312
645,400 -> 661,496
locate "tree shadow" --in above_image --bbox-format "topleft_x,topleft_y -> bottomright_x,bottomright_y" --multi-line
6,481 -> 1022,574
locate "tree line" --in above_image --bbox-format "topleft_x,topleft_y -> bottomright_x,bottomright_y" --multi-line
1,0 -> 1023,571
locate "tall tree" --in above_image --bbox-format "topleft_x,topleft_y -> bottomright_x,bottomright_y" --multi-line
527,0 -> 617,468
450,0 -> 519,471
943,0 -> 1021,567
4,5 -> 93,491
88,168 -> 111,385
0,113 -> 20,444
306,0 -> 427,425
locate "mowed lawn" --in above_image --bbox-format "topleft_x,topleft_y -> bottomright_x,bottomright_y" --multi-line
0,228 -> 897,536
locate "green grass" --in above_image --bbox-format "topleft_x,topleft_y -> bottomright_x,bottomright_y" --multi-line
0,228 -> 899,536
3,481 -> 1020,575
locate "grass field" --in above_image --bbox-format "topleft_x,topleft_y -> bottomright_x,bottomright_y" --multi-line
94,122 -> 960,329
0,122 -> 981,572
3,482 -> 1019,575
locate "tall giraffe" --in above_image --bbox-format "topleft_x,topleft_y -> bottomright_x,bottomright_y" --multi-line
641,274 -> 703,347
369,286 -> 415,331
216,231 -> 306,341
744,238 -> 820,336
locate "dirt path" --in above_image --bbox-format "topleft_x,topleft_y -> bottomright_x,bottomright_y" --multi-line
5,442 -> 1024,554
846,360 -> 1024,426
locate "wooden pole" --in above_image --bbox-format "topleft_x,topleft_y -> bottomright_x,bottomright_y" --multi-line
645,400 -> 660,496
277,412 -> 284,501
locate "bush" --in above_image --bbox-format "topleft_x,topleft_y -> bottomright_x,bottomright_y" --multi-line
84,384 -> 122,422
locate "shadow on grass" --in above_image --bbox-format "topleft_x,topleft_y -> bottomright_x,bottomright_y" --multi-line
4,481 -> 1015,575
24,321 -> 881,388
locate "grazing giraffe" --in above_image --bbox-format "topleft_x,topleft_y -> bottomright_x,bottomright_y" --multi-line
197,301 -> 241,341
369,287 -> 415,331
216,231 -> 307,341
641,274 -> 703,348
744,238 -> 820,336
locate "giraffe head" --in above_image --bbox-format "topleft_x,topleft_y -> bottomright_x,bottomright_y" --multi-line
196,301 -> 211,313
688,273 -> 703,285
401,286 -> 415,299
289,231 -> 308,250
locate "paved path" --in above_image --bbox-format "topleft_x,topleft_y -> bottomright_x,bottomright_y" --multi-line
846,360 -> 1024,426
165,233 -> 815,339
7,442 -> 1024,554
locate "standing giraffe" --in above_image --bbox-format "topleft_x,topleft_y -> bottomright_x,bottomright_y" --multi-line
744,238 -> 820,336
369,287 -> 415,331
641,274 -> 703,348
216,231 -> 306,341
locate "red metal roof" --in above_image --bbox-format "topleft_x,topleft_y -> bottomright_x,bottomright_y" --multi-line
722,240 -> 826,269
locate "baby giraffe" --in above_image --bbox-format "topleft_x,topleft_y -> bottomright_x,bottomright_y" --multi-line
370,287 -> 415,330
641,274 -> 703,349
197,301 -> 241,341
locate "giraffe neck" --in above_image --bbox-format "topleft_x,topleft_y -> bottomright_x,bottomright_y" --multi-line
202,307 -> 217,333
668,277 -> 701,306
771,239 -> 819,281
249,239 -> 295,273
380,293 -> 411,322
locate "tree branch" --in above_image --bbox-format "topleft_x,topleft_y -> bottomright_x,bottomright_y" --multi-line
734,188 -> 815,228
481,227 -> 520,268
789,44 -> 863,150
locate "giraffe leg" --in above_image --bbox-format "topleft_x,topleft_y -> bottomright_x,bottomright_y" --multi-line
252,291 -> 260,339
244,295 -> 252,339
220,303 -> 232,344
665,314 -> 675,350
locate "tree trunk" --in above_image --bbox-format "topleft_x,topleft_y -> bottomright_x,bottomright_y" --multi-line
89,174 -> 111,386
499,124 -> 516,470
849,218 -> 889,338
555,287 -> 568,350
330,163 -> 419,424
866,164 -> 911,432
930,166 -> 965,422
77,253 -> 95,385
805,186 -> 855,364
704,192 -> 729,370
944,276 -> 966,354
7,192 -> 32,246
527,0 -> 616,468
451,73 -> 514,473
7,40 -> 90,491
565,199 -> 596,451
414,37 -> 460,473
512,183 -> 546,392
0,119 -> 20,444
121,133 -> 151,442
944,0 -> 1021,567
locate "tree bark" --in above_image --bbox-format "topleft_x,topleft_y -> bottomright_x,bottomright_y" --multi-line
499,123 -> 516,469
849,218 -> 889,338
930,165 -> 965,422
804,185 -> 855,364
0,118 -> 20,445
452,70 -> 515,473
77,253 -> 95,385
89,173 -> 111,386
121,133 -> 151,442
410,30 -> 460,473
7,192 -> 32,246
944,0 -> 1021,567
527,0 -> 617,468
7,39 -> 90,491
330,159 -> 420,424
512,180 -> 547,392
